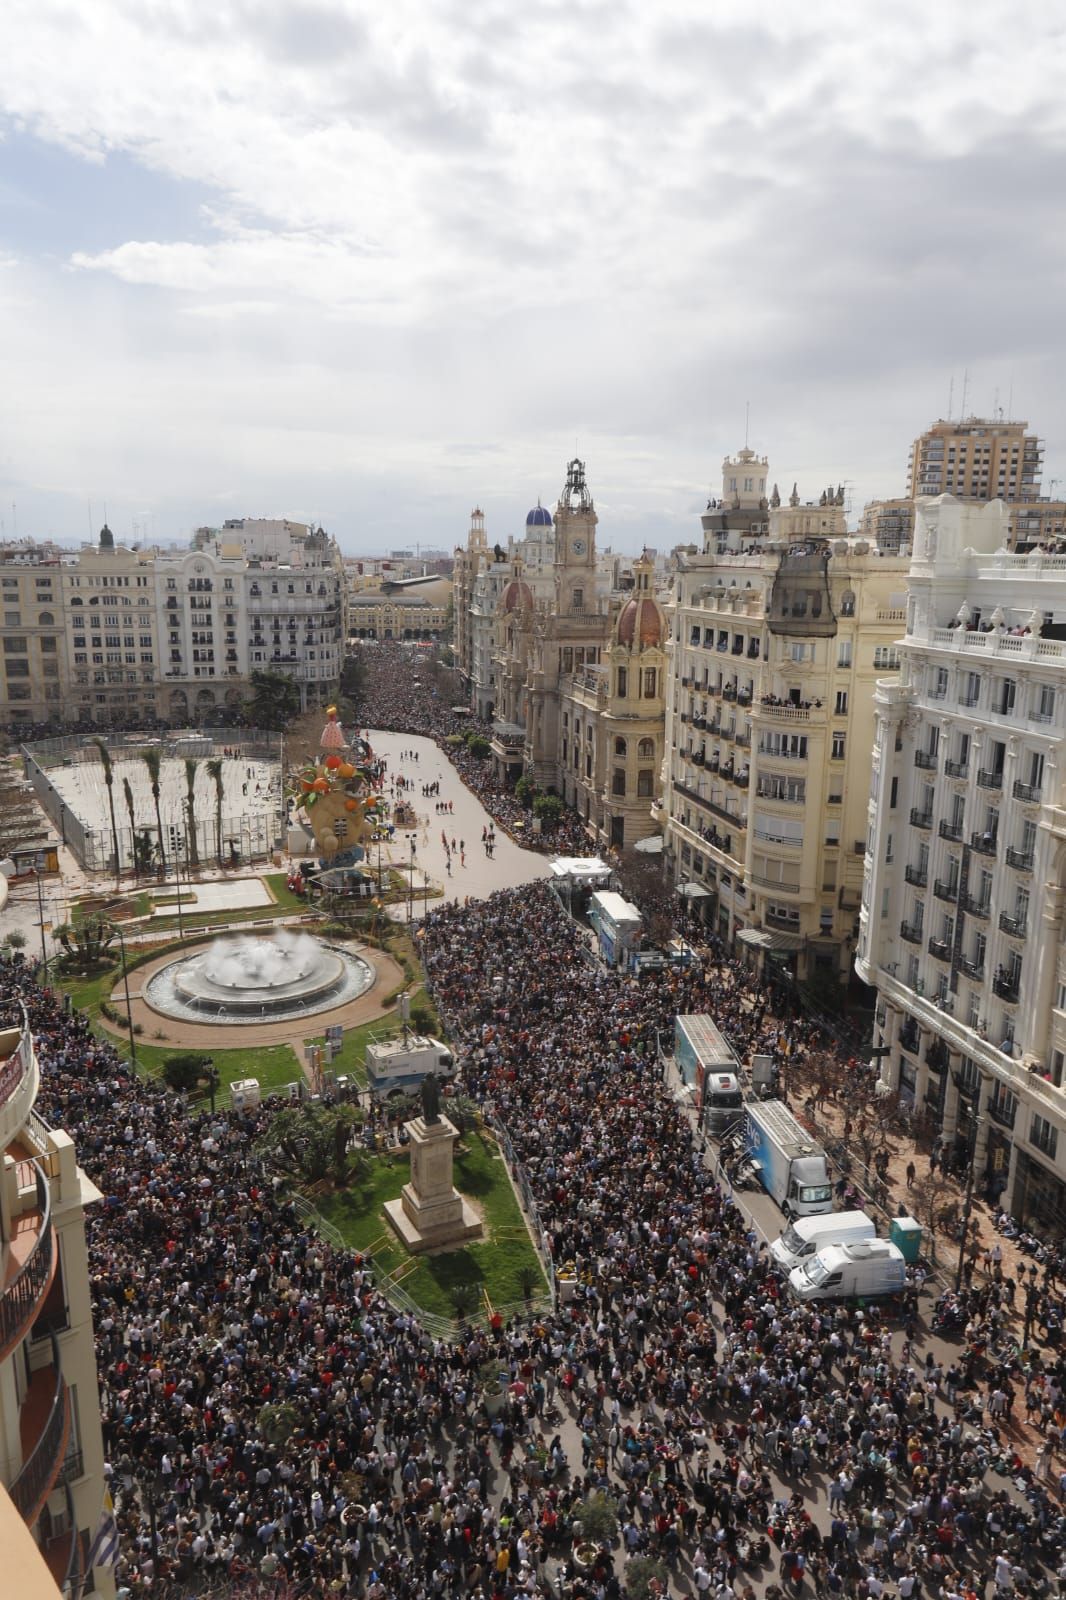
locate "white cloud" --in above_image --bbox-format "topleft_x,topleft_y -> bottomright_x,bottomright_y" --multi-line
0,0 -> 1065,548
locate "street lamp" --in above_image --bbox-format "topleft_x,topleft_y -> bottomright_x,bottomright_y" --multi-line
952,1070 -> 984,1293
173,831 -> 186,940
408,834 -> 416,928
114,925 -> 138,1069
33,867 -> 48,975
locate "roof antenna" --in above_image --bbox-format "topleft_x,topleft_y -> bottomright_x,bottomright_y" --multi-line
744,400 -> 750,450
947,374 -> 954,421
960,368 -> 969,420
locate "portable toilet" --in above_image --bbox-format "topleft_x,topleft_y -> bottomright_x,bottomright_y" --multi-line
230,1078 -> 261,1112
889,1215 -> 923,1264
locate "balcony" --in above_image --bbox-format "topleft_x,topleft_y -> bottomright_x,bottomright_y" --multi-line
765,909 -> 801,932
993,972 -> 1021,1004
958,955 -> 985,981
1006,846 -> 1034,871
0,1163 -> 55,1365
900,920 -> 923,944
754,701 -> 815,723
939,820 -> 964,843
1013,780 -> 1043,803
944,759 -> 969,779
910,808 -> 933,829
933,878 -> 959,903
10,1336 -> 69,1526
999,912 -> 1027,938
988,1098 -> 1017,1129
976,769 -> 1003,790
971,831 -> 998,856
904,865 -> 928,888
961,895 -> 990,919
928,936 -> 951,961
0,1019 -> 38,1153
900,1025 -> 921,1054
926,1040 -> 950,1072
915,750 -> 938,770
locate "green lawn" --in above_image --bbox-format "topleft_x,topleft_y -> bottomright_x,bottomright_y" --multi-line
54,961 -> 302,1092
313,1130 -> 548,1323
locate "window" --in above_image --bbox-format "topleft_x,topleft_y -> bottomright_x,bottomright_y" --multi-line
637,769 -> 654,798
931,666 -> 949,699
638,737 -> 654,760
3,611 -> 21,628
839,591 -> 855,617
572,587 -> 584,611
962,671 -> 981,707
1034,684 -> 1055,723
834,690 -> 848,715
1031,1114 -> 1058,1161
831,732 -> 846,760
617,667 -> 627,698
837,640 -> 852,668
643,668 -> 657,697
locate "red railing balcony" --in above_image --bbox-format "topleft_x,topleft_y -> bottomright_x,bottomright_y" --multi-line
11,1335 -> 69,1527
0,1164 -> 55,1365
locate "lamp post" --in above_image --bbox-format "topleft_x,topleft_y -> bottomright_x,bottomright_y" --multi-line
173,830 -> 186,941
114,925 -> 137,1069
408,834 -> 416,928
952,1071 -> 983,1293
33,867 -> 48,975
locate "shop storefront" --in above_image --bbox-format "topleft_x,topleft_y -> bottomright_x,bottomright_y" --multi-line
1013,1148 -> 1066,1232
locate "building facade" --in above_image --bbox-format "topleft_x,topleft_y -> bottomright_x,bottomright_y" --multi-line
857,494 -> 1066,1226
861,416 -> 1066,554
0,1004 -> 110,1598
61,530 -> 161,729
660,448 -> 909,981
0,550 -> 69,730
347,575 -> 452,642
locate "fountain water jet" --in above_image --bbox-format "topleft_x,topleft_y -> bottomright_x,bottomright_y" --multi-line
144,929 -> 374,1025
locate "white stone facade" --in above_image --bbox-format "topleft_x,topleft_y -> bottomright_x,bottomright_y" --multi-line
857,494 -> 1066,1224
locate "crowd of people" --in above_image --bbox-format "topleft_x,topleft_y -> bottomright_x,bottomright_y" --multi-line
3,645 -> 1065,1597
5,860 -> 1066,1598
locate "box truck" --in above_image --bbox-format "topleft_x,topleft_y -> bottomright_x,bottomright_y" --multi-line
674,1014 -> 743,1134
366,1034 -> 455,1101
743,1100 -> 832,1217
788,1239 -> 907,1303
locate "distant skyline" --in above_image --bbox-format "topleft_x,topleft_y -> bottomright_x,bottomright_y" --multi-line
1,1 -> 1064,555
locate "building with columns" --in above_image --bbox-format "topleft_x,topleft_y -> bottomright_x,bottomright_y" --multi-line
856,494 -> 1066,1225
660,447 -> 910,981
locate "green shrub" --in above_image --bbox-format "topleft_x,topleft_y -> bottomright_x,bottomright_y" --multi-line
162,1053 -> 214,1092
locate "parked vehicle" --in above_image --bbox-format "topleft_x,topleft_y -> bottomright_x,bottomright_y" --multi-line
769,1210 -> 875,1274
744,1100 -> 832,1218
674,1014 -> 743,1135
788,1239 -> 907,1302
366,1034 -> 455,1101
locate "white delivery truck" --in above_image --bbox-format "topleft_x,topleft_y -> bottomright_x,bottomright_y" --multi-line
788,1239 -> 907,1303
743,1100 -> 832,1217
770,1210 -> 875,1274
674,1014 -> 743,1135
365,1034 -> 455,1101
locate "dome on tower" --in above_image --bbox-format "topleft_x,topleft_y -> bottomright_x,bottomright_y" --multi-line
98,522 -> 114,551
526,502 -> 553,528
501,577 -> 534,614
616,593 -> 665,649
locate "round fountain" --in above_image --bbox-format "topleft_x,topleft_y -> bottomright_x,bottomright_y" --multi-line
144,930 -> 374,1025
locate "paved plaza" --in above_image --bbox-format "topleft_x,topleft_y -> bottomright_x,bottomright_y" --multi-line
360,728 -> 554,915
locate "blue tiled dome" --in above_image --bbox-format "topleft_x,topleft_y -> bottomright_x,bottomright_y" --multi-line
526,502 -> 553,527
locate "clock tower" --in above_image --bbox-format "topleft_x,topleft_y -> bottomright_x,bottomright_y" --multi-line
555,458 -> 597,617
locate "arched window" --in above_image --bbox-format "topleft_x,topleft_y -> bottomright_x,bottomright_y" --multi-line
638,737 -> 654,760
614,736 -> 627,757
840,590 -> 856,617
38,611 -> 54,624
572,587 -> 583,611
617,666 -> 627,698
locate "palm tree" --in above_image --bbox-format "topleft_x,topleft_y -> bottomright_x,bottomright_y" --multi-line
92,738 -> 121,888
141,748 -> 167,880
184,758 -> 200,873
206,757 -> 225,867
122,777 -> 138,882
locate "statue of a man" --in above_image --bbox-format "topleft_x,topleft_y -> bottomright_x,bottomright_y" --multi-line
421,1072 -> 441,1125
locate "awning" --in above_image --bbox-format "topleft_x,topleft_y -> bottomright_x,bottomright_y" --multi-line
634,834 -> 664,855
678,882 -> 713,899
736,926 -> 804,952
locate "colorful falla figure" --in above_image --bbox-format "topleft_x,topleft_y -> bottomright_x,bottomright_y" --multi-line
294,706 -> 379,863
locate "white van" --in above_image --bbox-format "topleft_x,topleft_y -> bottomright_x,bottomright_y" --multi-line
788,1239 -> 906,1303
770,1210 -> 875,1275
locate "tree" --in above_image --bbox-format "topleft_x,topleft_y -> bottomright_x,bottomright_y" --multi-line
141,748 -> 167,880
162,1052 -> 214,1092
122,777 -> 138,882
625,1556 -> 672,1600
514,775 -> 536,807
93,738 -> 121,888
245,670 -> 302,731
257,1103 -> 367,1188
133,829 -> 157,878
910,1166 -> 959,1263
53,915 -> 116,973
466,735 -> 491,759
2,929 -> 27,953
184,758 -> 200,872
532,793 -> 564,829
258,1402 -> 300,1447
206,757 -> 225,867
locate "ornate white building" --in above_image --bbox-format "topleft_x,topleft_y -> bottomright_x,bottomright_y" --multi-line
857,495 -> 1066,1226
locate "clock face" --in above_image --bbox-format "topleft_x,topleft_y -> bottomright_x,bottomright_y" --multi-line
572,538 -> 586,556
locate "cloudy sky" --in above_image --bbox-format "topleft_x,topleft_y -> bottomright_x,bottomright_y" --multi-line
0,1 -> 1064,555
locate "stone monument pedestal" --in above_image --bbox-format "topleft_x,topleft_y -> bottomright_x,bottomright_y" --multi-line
384,1114 -> 482,1253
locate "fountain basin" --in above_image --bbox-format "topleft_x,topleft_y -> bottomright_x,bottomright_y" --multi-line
144,931 -> 374,1025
